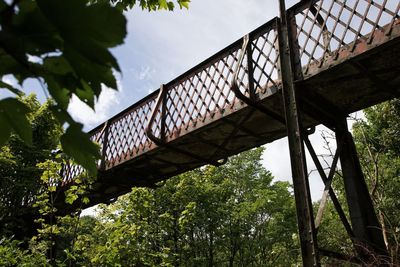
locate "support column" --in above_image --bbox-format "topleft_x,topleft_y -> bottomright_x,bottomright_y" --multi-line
278,0 -> 320,266
336,119 -> 388,261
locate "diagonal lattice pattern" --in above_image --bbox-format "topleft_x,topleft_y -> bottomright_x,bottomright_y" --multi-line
60,0 -> 400,185
156,21 -> 280,140
251,28 -> 280,95
105,98 -> 158,168
60,20 -> 280,183
293,0 -> 400,73
163,49 -> 244,137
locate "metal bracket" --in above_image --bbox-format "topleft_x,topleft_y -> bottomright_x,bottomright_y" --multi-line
146,84 -> 167,146
231,34 -> 286,125
145,85 -> 225,167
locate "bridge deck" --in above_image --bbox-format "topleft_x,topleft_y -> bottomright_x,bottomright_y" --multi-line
60,0 -> 400,208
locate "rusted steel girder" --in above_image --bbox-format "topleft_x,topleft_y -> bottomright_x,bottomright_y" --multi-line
336,119 -> 389,263
278,0 -> 320,265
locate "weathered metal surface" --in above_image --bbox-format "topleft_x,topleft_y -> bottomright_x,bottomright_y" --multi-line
336,119 -> 389,260
279,0 -> 320,264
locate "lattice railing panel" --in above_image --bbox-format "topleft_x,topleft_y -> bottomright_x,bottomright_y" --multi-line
105,98 -> 157,168
293,0 -> 400,73
61,126 -> 106,184
164,49 -> 246,137
251,28 -> 280,95
158,22 -> 280,139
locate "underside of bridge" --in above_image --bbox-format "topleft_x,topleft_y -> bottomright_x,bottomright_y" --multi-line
57,0 -> 400,265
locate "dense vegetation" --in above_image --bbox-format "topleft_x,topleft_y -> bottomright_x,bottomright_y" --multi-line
0,97 -> 399,266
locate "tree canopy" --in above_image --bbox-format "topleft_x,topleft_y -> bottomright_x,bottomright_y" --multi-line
0,94 -> 62,240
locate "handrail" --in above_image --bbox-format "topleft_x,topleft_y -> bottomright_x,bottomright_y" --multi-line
230,34 -> 286,125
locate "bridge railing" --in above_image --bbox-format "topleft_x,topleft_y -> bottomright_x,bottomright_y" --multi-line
289,0 -> 400,77
61,18 -> 281,183
61,0 -> 400,185
146,19 -> 280,147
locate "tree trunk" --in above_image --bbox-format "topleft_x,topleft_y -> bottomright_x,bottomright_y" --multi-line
208,230 -> 214,267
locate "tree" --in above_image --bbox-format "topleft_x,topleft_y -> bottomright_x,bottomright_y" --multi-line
0,0 -> 189,174
316,99 -> 400,265
0,94 -> 62,240
71,148 -> 300,266
352,99 -> 400,264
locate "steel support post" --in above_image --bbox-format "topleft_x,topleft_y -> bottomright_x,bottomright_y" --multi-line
335,119 -> 388,261
278,1 -> 320,266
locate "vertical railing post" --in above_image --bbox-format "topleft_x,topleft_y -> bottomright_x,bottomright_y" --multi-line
336,119 -> 389,262
245,38 -> 255,101
100,121 -> 110,171
160,85 -> 167,142
277,0 -> 320,266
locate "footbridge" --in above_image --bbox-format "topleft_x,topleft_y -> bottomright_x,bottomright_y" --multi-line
60,0 -> 399,265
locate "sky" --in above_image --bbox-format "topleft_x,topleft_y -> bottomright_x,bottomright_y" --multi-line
1,0 -> 364,207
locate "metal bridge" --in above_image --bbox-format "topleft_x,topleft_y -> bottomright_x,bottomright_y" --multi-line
60,0 -> 400,265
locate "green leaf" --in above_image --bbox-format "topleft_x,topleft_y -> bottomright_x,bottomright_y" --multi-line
158,0 -> 168,9
60,122 -> 100,175
0,49 -> 31,83
64,44 -> 117,94
178,0 -> 190,9
0,98 -> 32,145
167,2 -> 175,10
37,0 -> 126,48
75,80 -> 95,108
82,196 -> 90,204
49,105 -> 75,125
43,56 -> 74,75
44,75 -> 71,109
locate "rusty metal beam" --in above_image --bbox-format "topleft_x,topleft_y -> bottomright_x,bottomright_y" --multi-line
210,109 -> 256,160
297,86 -> 346,130
278,0 -> 320,265
335,119 -> 389,261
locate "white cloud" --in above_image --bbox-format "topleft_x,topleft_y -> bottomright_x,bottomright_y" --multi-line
68,83 -> 122,129
138,66 -> 153,80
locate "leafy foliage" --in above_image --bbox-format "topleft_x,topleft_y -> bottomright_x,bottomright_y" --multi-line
71,148 -> 300,266
0,95 -> 62,240
99,0 -> 191,11
0,0 -> 191,175
0,0 -> 129,174
316,99 -> 400,265
352,99 -> 400,263
0,96 -> 98,265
